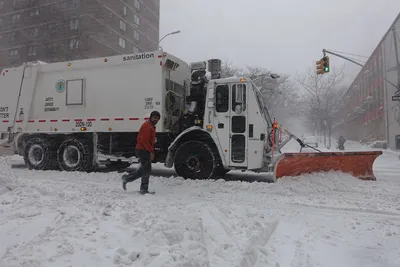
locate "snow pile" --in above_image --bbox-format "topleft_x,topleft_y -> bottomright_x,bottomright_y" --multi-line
1,149 -> 400,266
0,156 -> 18,195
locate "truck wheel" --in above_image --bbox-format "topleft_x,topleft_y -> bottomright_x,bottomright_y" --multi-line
57,137 -> 93,172
24,137 -> 58,170
174,140 -> 218,180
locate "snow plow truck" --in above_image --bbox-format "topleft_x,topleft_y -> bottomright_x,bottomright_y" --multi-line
0,49 -> 382,182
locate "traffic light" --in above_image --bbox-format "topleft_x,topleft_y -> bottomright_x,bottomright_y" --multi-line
323,56 -> 330,73
316,59 -> 324,74
316,56 -> 330,75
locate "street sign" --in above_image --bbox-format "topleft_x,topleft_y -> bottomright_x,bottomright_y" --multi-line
392,95 -> 400,101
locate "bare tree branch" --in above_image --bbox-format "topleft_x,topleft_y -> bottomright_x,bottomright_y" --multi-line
295,63 -> 346,140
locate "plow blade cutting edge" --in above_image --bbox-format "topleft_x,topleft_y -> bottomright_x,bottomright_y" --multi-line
273,151 -> 383,181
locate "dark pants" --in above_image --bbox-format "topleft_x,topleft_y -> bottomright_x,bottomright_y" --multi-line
124,149 -> 152,191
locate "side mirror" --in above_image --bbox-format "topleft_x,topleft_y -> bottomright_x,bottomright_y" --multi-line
234,104 -> 243,114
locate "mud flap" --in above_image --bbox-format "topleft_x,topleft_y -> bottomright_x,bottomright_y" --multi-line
273,151 -> 383,181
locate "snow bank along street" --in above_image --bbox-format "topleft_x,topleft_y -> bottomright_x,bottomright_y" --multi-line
1,142 -> 400,267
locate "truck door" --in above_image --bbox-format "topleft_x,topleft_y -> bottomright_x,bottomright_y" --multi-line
213,84 -> 231,165
229,83 -> 248,167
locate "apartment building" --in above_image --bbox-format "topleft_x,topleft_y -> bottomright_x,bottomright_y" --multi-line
336,42 -> 386,142
0,0 -> 160,68
336,13 -> 400,150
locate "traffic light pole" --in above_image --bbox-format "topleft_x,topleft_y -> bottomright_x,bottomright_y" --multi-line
322,48 -> 400,92
322,49 -> 364,68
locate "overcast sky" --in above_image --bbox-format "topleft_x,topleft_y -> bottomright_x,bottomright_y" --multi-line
159,0 -> 400,86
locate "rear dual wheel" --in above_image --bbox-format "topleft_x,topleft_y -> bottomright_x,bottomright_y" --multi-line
23,136 -> 94,172
24,137 -> 58,170
57,137 -> 94,172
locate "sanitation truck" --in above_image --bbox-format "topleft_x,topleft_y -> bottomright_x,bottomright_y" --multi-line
0,50 -> 381,181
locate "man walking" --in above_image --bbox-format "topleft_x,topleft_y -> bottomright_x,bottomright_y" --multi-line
122,110 -> 160,194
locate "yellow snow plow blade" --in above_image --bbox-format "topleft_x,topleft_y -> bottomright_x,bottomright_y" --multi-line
274,151 -> 383,181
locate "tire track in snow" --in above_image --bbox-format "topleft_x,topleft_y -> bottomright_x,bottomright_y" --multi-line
237,219 -> 279,267
289,240 -> 313,267
189,202 -> 241,266
12,171 -> 400,221
286,202 -> 400,219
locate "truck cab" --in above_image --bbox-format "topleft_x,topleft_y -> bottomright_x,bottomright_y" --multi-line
165,60 -> 275,180
205,77 -> 273,170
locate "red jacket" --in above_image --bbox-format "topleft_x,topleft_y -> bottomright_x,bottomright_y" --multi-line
136,121 -> 156,153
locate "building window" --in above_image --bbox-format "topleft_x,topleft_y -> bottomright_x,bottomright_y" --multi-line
27,27 -> 39,38
133,30 -> 140,41
134,14 -> 140,25
119,37 -> 126,48
122,5 -> 127,16
120,20 -> 126,31
396,135 -> 400,150
28,46 -> 36,56
48,23 -> 57,34
133,45 -> 139,53
69,18 -> 79,30
11,14 -> 20,24
69,39 -> 79,50
30,8 -> 39,16
10,32 -> 16,42
69,0 -> 79,8
10,49 -> 18,56
0,2 -> 3,9
134,0 -> 140,10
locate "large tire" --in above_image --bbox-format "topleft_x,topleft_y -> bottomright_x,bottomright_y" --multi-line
57,137 -> 93,172
24,137 -> 58,170
174,140 -> 218,180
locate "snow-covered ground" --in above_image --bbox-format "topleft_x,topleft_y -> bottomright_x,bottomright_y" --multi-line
1,141 -> 400,267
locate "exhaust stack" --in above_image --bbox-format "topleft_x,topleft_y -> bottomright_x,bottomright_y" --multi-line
207,59 -> 221,80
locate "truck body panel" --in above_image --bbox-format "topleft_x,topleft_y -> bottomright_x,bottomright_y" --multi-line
1,51 -> 190,135
0,64 -> 26,133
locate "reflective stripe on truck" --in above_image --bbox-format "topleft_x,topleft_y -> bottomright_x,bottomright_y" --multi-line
0,117 -> 147,123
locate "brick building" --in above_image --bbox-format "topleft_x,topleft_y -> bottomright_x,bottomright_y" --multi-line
337,12 -> 400,149
338,44 -> 385,142
0,0 -> 160,68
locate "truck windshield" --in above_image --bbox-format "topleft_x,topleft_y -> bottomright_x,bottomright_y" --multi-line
252,83 -> 272,127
